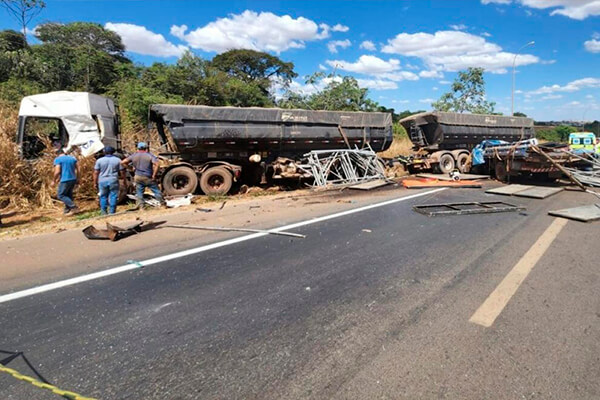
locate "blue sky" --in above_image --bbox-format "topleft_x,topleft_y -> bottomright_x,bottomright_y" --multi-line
2,0 -> 599,121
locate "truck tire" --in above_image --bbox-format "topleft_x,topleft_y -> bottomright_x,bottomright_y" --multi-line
435,153 -> 455,174
494,161 -> 508,182
162,166 -> 198,196
456,153 -> 470,173
200,167 -> 233,195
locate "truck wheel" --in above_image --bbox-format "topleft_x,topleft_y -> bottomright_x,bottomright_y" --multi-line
456,153 -> 470,173
200,167 -> 233,195
435,153 -> 455,174
162,166 -> 198,196
494,161 -> 508,182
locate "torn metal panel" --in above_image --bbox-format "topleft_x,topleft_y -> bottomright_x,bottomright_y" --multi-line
413,201 -> 525,216
548,204 -> 600,222
82,221 -> 165,241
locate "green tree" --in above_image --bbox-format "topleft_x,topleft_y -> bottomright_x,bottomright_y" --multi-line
0,29 -> 27,52
31,22 -> 129,92
211,49 -> 297,96
397,109 -> 425,120
432,67 -> 496,114
307,74 -> 379,111
0,0 -> 45,40
513,111 -> 527,117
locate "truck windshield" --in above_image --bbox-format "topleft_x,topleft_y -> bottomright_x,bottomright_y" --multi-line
21,117 -> 68,159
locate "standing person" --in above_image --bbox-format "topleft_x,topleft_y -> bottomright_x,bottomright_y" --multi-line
53,148 -> 80,215
93,146 -> 124,215
121,142 -> 164,209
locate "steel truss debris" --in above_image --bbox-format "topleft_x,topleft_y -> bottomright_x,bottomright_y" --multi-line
299,146 -> 387,187
413,201 -> 525,216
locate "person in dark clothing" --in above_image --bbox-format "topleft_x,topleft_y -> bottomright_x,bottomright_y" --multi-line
121,142 -> 164,208
93,146 -> 124,215
53,148 -> 80,215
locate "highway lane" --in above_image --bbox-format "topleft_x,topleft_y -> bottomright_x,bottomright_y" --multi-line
1,187 -> 599,399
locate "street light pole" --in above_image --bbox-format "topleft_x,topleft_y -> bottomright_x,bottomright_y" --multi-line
512,41 -> 535,116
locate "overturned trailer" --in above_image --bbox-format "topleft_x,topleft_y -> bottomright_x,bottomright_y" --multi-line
398,112 -> 535,173
149,105 -> 393,195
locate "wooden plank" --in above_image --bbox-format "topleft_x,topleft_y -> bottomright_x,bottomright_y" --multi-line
348,179 -> 390,190
548,204 -> 600,222
403,179 -> 482,189
513,187 -> 564,199
485,184 -> 533,195
416,173 -> 490,181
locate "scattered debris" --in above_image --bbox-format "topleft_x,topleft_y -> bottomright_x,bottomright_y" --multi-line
166,224 -> 305,238
549,204 -> 600,222
127,194 -> 161,208
486,184 -> 563,199
195,207 -> 213,213
402,178 -> 482,189
82,220 -> 165,241
239,184 -> 249,194
165,194 -> 194,208
416,173 -> 489,181
349,179 -> 390,191
362,229 -> 372,233
299,146 -> 387,188
413,201 -> 525,216
249,205 -> 261,209
219,201 -> 227,210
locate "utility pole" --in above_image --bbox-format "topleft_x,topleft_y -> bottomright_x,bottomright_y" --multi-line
512,41 -> 535,116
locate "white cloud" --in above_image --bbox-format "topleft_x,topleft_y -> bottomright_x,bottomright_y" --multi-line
170,10 -> 335,53
586,94 -> 595,99
360,40 -> 376,51
381,30 -> 539,73
331,23 -> 349,32
481,0 -> 600,20
105,23 -> 187,57
392,99 -> 410,104
482,32 -> 492,37
326,55 -> 400,75
584,38 -> 600,53
439,80 -> 451,84
449,24 -> 468,30
327,39 -> 351,53
419,98 -> 435,104
355,79 -> 398,90
419,69 -> 444,78
318,64 -> 328,71
530,77 -> 600,94
433,86 -> 439,91
541,94 -> 563,100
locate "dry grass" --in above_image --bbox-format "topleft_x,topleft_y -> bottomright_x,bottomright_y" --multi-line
0,101 -> 98,211
378,137 -> 413,158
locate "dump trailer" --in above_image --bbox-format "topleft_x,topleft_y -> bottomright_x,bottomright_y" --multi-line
149,105 -> 393,195
398,112 -> 535,174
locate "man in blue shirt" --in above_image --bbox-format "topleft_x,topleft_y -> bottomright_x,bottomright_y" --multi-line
93,146 -> 124,215
53,148 -> 80,215
121,142 -> 165,208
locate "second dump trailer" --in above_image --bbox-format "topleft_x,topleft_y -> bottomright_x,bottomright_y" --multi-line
398,111 -> 535,173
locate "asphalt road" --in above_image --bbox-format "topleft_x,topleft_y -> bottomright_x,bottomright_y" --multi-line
1,186 -> 599,399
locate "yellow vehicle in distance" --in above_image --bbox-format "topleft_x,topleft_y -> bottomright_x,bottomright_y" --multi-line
568,132 -> 599,155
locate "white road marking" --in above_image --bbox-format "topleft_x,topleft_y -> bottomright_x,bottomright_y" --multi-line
0,188 -> 446,304
469,218 -> 568,328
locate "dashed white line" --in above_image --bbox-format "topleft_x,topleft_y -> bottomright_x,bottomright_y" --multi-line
0,188 -> 446,304
469,218 -> 568,327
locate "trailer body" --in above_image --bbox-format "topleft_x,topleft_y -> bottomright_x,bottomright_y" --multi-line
398,111 -> 535,173
149,105 -> 393,195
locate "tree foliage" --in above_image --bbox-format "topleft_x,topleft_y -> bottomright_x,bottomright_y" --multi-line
432,67 -> 496,114
0,0 -> 45,39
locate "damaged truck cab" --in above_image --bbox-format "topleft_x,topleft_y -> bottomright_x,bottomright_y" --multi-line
17,91 -> 120,159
